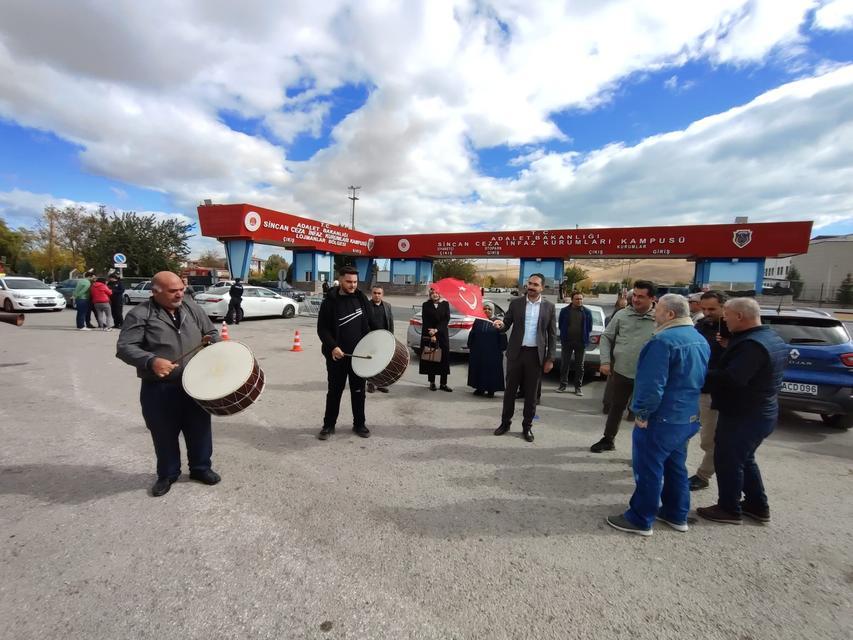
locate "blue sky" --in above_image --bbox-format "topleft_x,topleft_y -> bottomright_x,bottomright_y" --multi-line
1,0 -> 853,255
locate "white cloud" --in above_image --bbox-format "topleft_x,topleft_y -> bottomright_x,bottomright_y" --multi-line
0,0 -> 850,244
813,0 -> 853,30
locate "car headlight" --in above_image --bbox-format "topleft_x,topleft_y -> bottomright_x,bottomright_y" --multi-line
11,292 -> 30,299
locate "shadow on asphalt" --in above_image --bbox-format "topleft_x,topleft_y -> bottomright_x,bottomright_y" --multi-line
0,464 -> 151,504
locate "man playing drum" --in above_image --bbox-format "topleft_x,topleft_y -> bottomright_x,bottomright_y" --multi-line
116,271 -> 221,497
317,265 -> 381,440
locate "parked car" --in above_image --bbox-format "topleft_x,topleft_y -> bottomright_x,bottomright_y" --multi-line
407,300 -> 506,354
0,276 -> 66,312
761,308 -> 853,430
553,303 -> 607,376
193,286 -> 299,320
55,277 -> 86,308
123,281 -> 154,305
255,281 -> 306,302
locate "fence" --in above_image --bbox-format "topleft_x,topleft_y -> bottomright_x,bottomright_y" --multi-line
299,295 -> 323,316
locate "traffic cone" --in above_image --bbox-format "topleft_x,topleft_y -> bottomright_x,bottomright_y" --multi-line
291,329 -> 302,352
220,321 -> 230,341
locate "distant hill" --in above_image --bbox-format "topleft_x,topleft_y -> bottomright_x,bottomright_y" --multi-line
475,258 -> 694,284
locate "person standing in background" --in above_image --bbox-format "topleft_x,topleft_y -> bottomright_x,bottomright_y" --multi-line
90,276 -> 113,330
688,293 -> 705,323
73,271 -> 95,331
557,291 -> 593,396
420,287 -> 453,391
467,301 -> 507,398
226,278 -> 244,325
108,273 -> 125,329
367,286 -> 394,394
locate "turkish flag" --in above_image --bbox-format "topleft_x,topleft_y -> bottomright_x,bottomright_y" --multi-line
430,278 -> 489,319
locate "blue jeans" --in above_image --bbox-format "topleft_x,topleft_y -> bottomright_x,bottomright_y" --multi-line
714,414 -> 775,513
140,381 -> 213,480
625,420 -> 699,529
75,299 -> 89,329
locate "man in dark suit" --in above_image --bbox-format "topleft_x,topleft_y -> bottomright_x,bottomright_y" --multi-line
493,273 -> 557,443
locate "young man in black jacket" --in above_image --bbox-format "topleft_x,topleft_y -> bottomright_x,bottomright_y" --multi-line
316,266 -> 379,440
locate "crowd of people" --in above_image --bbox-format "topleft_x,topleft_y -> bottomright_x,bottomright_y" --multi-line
113,266 -> 788,539
73,269 -> 125,331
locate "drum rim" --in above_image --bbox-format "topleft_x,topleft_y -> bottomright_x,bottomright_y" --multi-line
351,329 -> 397,378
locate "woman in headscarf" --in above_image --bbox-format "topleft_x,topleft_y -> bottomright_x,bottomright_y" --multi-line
466,301 -> 507,397
419,287 -> 452,391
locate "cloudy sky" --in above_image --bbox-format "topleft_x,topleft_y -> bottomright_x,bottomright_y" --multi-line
1,0 -> 852,258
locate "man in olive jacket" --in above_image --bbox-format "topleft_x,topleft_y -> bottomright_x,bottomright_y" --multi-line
116,271 -> 220,497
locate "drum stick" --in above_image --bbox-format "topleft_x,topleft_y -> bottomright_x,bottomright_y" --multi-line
343,353 -> 373,359
171,342 -> 206,364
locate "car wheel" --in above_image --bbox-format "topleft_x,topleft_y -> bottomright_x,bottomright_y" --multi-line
2,298 -> 13,312
819,413 -> 852,430
281,305 -> 295,319
123,294 -> 131,304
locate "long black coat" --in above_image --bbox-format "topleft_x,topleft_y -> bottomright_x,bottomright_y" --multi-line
419,300 -> 450,376
467,318 -> 506,392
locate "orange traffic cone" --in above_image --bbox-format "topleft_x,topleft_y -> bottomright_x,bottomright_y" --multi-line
220,321 -> 230,341
291,329 -> 302,352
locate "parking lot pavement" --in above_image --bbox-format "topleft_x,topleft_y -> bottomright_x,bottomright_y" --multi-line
1,309 -> 851,640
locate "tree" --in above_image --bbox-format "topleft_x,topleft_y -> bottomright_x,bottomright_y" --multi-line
197,250 -> 227,268
0,218 -> 33,273
787,265 -> 804,300
837,273 -> 853,305
83,210 -> 193,276
262,254 -> 289,281
433,258 -> 477,282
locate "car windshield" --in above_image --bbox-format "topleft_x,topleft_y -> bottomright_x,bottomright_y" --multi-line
763,317 -> 851,346
5,278 -> 51,290
206,287 -> 230,295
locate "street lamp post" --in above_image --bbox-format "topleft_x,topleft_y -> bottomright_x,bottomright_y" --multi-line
348,185 -> 361,229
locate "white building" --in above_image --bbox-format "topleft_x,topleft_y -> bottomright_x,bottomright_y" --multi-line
790,234 -> 853,301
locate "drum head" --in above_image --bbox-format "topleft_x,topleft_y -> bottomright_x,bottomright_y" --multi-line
182,341 -> 256,401
351,330 -> 396,378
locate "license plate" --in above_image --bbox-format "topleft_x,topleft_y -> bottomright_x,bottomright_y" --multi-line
781,381 -> 818,396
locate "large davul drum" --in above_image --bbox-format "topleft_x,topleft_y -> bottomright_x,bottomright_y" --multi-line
351,329 -> 410,388
182,341 -> 265,416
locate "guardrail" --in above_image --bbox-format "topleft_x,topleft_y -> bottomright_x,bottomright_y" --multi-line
299,295 -> 324,317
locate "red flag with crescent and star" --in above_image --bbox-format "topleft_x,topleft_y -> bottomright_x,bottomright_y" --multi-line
430,278 -> 489,319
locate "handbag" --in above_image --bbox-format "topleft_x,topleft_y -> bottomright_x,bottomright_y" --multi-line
421,345 -> 443,362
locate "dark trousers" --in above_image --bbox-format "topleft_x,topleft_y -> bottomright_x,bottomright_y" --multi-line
428,374 -> 448,386
714,414 -> 774,514
501,347 -> 541,431
111,300 -> 124,328
625,420 -> 698,529
225,300 -> 243,324
75,299 -> 89,329
323,357 -> 366,430
140,381 -> 212,480
604,372 -> 634,439
559,340 -> 585,388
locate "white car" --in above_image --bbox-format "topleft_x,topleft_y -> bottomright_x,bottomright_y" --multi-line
0,276 -> 67,312
193,286 -> 299,320
123,281 -> 154,305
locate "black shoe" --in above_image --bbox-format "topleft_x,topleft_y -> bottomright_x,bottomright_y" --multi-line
557,384 -> 568,393
353,426 -> 371,438
740,501 -> 771,523
689,475 -> 710,491
625,411 -> 635,422
473,389 -> 484,396
590,437 -> 615,453
485,391 -> 495,398
574,387 -> 583,397
523,429 -> 534,443
151,477 -> 176,497
318,426 -> 335,440
377,387 -> 389,393
440,385 -> 453,392
494,424 -> 510,436
429,383 -> 437,391
696,504 -> 742,525
189,469 -> 221,485
366,382 -> 376,393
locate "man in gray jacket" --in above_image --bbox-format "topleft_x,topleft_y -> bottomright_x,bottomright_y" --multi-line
116,271 -> 220,497
493,273 -> 557,443
591,280 -> 656,452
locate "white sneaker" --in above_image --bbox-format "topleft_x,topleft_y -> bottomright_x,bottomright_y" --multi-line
79,327 -> 91,331
656,516 -> 689,532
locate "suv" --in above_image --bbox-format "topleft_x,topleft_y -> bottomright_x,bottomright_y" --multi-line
761,308 -> 853,430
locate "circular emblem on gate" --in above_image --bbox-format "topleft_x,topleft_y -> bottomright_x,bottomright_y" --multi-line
367,238 -> 375,252
398,238 -> 410,253
244,211 -> 262,232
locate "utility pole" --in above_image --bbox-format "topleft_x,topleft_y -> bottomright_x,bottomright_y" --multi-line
348,185 -> 361,229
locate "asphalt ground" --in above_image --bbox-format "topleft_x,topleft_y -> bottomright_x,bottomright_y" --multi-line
1,301 -> 851,640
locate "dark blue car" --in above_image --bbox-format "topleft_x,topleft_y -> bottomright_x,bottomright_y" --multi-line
762,308 -> 853,430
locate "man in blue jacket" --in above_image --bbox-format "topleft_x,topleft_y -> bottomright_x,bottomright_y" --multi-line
697,297 -> 787,525
557,291 -> 593,396
607,294 -> 710,536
